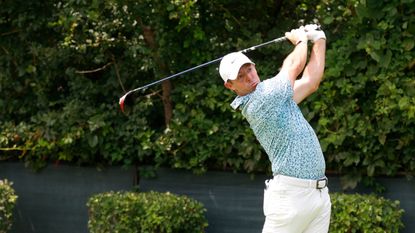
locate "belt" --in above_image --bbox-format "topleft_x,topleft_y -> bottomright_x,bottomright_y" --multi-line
274,174 -> 328,189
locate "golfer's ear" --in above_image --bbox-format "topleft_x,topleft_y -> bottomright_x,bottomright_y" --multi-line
224,81 -> 232,90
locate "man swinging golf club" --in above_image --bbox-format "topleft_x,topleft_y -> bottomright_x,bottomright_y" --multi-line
219,24 -> 330,232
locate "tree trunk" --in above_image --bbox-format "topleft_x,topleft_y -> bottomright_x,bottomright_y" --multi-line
140,20 -> 172,127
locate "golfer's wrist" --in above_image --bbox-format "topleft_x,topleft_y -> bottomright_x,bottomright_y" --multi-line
296,40 -> 307,45
309,31 -> 326,43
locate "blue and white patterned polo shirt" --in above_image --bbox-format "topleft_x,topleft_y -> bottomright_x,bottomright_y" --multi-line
231,71 -> 326,179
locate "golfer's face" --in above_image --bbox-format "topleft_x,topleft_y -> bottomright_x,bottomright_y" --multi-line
230,63 -> 260,96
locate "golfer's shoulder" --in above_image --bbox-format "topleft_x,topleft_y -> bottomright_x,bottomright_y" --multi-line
260,71 -> 293,98
263,70 -> 289,86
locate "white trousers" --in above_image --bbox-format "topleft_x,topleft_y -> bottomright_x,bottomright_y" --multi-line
262,175 -> 331,233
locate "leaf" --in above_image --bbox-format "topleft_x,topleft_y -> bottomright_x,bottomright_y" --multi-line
402,38 -> 414,51
323,16 -> 334,25
368,50 -> 381,62
380,50 -> 392,67
355,3 -> 368,19
378,134 -> 386,145
368,164 -> 375,176
398,97 -> 409,109
88,135 -> 99,148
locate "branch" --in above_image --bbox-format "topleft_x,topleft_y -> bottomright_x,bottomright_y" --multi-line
111,54 -> 126,92
0,147 -> 28,151
144,90 -> 162,99
75,62 -> 113,74
1,29 -> 20,37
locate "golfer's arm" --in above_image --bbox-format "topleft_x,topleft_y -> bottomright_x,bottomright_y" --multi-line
281,41 -> 308,88
293,39 -> 326,104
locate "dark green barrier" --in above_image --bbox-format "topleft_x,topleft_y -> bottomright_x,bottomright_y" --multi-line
140,168 -> 413,233
0,164 -> 412,233
0,163 -> 135,233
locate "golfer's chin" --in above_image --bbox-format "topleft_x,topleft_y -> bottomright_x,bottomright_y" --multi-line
242,83 -> 259,95
251,81 -> 259,90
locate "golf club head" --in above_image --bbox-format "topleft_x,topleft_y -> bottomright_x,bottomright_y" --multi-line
119,92 -> 135,115
119,88 -> 149,115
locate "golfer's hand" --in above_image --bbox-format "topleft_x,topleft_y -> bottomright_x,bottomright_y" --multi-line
304,24 -> 326,42
285,27 -> 308,45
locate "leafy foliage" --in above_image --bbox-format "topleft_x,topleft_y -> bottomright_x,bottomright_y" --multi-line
1,0 -> 414,189
87,191 -> 208,233
0,180 -> 18,233
308,0 -> 415,188
330,193 -> 404,232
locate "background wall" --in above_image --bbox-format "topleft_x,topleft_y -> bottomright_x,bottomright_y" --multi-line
140,168 -> 415,233
1,163 -> 413,233
0,163 -> 135,233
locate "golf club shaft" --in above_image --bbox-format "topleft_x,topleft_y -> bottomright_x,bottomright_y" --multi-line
124,36 -> 287,96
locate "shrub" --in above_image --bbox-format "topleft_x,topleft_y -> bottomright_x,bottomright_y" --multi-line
330,193 -> 404,233
0,180 -> 18,233
87,191 -> 208,233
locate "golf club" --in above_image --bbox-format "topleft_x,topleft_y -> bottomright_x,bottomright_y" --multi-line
119,36 -> 288,113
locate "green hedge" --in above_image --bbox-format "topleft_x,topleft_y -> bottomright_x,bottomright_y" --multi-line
87,191 -> 208,233
0,180 -> 18,233
87,191 -> 403,233
330,193 -> 404,232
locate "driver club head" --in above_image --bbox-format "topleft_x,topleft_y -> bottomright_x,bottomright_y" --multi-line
119,92 -> 134,114
119,88 -> 148,115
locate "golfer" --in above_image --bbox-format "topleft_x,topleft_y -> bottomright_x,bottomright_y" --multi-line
219,25 -> 330,232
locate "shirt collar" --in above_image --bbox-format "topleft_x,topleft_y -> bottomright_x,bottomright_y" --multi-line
230,82 -> 263,110
230,95 -> 249,110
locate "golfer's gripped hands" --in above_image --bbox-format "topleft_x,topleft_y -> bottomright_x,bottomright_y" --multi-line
304,24 -> 326,42
285,26 -> 308,45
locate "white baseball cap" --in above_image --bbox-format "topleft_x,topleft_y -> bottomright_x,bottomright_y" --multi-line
219,52 -> 255,82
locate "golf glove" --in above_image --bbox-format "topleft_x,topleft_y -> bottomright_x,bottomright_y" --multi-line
285,27 -> 308,45
304,24 -> 326,42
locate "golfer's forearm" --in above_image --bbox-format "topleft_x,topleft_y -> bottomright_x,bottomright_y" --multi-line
303,39 -> 326,90
283,41 -> 308,84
